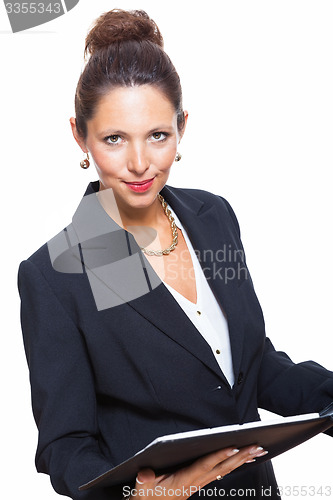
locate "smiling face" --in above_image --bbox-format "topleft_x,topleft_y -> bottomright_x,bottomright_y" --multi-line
71,85 -> 187,216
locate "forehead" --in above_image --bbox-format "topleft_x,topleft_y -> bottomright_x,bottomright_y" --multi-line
88,85 -> 176,133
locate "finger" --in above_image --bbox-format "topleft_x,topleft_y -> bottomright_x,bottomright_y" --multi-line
136,468 -> 156,485
211,446 -> 268,478
175,447 -> 239,486
192,445 -> 268,487
193,447 -> 240,472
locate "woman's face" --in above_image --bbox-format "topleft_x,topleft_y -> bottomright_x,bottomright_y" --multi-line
71,85 -> 187,214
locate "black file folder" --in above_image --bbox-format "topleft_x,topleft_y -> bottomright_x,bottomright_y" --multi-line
80,404 -> 333,491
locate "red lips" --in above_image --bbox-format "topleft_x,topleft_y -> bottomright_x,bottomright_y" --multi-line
124,177 -> 155,192
126,177 -> 154,185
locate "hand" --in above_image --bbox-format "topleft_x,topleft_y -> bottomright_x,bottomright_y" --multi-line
129,445 -> 268,500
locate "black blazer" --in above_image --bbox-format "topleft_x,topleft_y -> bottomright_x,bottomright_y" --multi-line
18,181 -> 333,499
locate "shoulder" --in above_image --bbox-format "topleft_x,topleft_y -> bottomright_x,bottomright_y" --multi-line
166,184 -> 222,202
18,181 -> 99,277
164,185 -> 241,237
17,225 -> 90,323
17,229 -> 72,296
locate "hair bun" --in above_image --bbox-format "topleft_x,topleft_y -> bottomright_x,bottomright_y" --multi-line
85,9 -> 163,57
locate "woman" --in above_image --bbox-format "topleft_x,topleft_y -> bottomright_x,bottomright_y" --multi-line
18,9 -> 333,500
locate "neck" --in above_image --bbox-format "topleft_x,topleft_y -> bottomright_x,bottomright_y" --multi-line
97,189 -> 165,231
118,197 -> 164,230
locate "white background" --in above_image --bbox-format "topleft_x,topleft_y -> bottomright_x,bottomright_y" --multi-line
1,1 -> 332,498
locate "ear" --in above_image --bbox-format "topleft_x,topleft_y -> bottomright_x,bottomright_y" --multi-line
178,110 -> 189,143
69,117 -> 88,153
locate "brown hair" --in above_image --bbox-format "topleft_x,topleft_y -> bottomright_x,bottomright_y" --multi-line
74,9 -> 185,139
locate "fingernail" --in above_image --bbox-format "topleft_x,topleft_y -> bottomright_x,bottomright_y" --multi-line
245,459 -> 256,463
136,475 -> 144,485
227,448 -> 240,456
256,450 -> 268,458
250,446 -> 264,455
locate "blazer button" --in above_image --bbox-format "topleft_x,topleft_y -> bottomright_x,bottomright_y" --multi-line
237,372 -> 244,385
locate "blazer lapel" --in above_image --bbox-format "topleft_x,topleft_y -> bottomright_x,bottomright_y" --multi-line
128,280 -> 227,382
159,185 -> 246,384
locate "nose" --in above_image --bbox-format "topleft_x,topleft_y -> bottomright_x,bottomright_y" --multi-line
127,142 -> 150,175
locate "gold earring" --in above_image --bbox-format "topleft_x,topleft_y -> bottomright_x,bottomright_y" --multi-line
175,152 -> 182,162
80,152 -> 90,169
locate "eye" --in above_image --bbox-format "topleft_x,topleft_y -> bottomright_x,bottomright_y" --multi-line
150,132 -> 168,142
105,135 -> 121,145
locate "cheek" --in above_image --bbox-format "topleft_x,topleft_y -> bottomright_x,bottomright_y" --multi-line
90,147 -> 123,175
152,144 -> 177,169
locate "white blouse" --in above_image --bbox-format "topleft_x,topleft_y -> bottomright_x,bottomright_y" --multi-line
162,205 -> 235,387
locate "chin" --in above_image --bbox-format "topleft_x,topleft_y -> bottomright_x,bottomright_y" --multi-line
129,193 -> 158,208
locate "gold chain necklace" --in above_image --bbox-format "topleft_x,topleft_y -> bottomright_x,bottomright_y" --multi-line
140,194 -> 178,256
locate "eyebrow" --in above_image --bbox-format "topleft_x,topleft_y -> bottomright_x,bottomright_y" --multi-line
99,126 -> 175,138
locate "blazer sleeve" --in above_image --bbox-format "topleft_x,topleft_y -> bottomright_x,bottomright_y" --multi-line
221,195 -> 333,435
257,338 -> 333,436
18,259 -> 117,499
